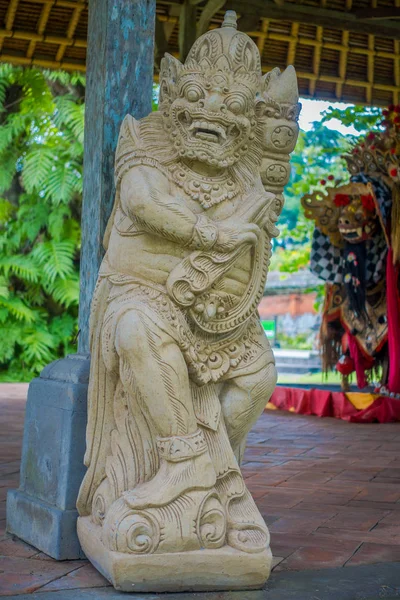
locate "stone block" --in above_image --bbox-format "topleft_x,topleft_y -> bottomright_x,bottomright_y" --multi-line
6,354 -> 89,560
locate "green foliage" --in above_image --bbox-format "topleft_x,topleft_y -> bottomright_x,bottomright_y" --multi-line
320,104 -> 382,134
277,332 -> 313,351
0,65 -> 83,381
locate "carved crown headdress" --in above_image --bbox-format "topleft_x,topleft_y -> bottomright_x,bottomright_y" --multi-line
159,11 -> 264,106
185,11 -> 261,79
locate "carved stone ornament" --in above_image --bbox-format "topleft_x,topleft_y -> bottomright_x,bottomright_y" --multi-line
77,11 -> 300,592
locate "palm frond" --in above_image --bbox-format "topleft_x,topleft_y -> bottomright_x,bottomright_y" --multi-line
17,197 -> 48,242
0,275 -> 9,298
0,323 -> 23,362
0,113 -> 28,153
0,63 -> 17,109
0,254 -> 41,283
55,96 -> 85,144
0,149 -> 18,193
45,161 -> 80,204
0,296 -> 36,322
0,198 -> 14,223
23,147 -> 55,193
49,312 -> 76,342
46,275 -> 79,307
21,327 -> 56,365
32,240 -> 75,283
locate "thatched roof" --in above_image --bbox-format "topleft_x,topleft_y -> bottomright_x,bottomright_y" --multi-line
0,0 -> 399,106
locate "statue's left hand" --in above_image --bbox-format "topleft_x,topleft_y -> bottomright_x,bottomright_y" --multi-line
214,221 -> 261,252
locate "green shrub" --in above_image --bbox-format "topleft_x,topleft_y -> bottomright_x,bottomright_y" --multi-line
0,66 -> 85,381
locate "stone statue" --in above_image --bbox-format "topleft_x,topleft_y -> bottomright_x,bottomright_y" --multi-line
77,11 -> 300,592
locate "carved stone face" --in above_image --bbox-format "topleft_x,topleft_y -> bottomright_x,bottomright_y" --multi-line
169,70 -> 257,168
338,197 -> 377,244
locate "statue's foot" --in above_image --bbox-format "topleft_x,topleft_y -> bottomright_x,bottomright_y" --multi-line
226,487 -> 270,554
124,429 -> 216,509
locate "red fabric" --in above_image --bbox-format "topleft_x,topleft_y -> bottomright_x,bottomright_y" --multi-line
386,247 -> 400,393
335,354 -> 355,376
269,386 -> 400,423
347,333 -> 369,389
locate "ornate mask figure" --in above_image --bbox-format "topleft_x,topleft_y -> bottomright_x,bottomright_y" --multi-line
77,12 -> 300,592
302,107 -> 400,395
336,193 -> 377,244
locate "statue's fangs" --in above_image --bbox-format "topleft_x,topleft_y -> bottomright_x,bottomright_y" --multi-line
77,11 -> 300,592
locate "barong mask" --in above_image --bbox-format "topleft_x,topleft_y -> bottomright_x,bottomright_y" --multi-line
336,193 -> 377,244
302,182 -> 378,248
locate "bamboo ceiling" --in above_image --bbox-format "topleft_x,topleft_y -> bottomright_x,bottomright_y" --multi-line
0,0 -> 399,106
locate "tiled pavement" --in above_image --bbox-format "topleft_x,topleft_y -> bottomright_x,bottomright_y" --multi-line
1,383 -> 400,596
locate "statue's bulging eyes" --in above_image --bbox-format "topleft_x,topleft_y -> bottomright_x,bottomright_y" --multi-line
225,95 -> 247,115
183,84 -> 204,103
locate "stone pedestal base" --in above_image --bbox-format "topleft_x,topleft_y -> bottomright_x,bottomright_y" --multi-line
78,516 -> 272,592
7,491 -> 82,560
6,354 -> 89,559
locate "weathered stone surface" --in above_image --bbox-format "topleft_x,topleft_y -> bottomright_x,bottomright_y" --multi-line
77,10 -> 300,592
6,355 -> 89,559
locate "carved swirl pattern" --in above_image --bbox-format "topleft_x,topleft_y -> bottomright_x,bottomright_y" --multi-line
197,493 -> 226,549
227,523 -> 270,554
122,513 -> 161,554
104,498 -> 161,555
92,493 -> 107,525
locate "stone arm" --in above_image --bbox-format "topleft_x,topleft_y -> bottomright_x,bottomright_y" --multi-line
120,165 -> 261,252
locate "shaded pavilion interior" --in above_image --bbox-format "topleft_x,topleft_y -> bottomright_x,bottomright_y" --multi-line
0,0 -> 399,106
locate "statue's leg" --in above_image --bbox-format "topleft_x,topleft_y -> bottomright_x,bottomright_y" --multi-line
220,359 -> 277,464
216,352 -> 276,554
115,309 -> 216,508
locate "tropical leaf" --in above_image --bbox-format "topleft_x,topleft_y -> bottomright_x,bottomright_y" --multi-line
0,113 -> 27,153
19,69 -> 54,114
0,296 -> 36,322
17,198 -> 48,242
22,147 -> 56,193
0,275 -> 9,298
0,198 -> 14,223
0,63 -> 16,109
0,323 -> 23,362
21,327 -> 56,364
46,275 -> 79,307
0,149 -> 18,193
47,204 -> 71,240
49,312 -> 76,342
44,161 -> 80,204
55,96 -> 85,143
0,254 -> 41,283
32,240 -> 75,282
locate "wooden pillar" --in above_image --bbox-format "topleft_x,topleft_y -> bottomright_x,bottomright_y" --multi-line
179,0 -> 197,62
78,0 -> 156,353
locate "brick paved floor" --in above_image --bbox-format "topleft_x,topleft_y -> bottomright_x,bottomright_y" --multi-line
0,384 -> 400,596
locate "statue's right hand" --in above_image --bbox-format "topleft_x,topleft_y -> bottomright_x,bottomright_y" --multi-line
214,222 -> 261,252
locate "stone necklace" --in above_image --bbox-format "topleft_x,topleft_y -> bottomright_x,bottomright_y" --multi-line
168,161 -> 244,209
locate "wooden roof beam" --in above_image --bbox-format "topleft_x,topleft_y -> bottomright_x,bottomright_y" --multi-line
228,0 -> 400,39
